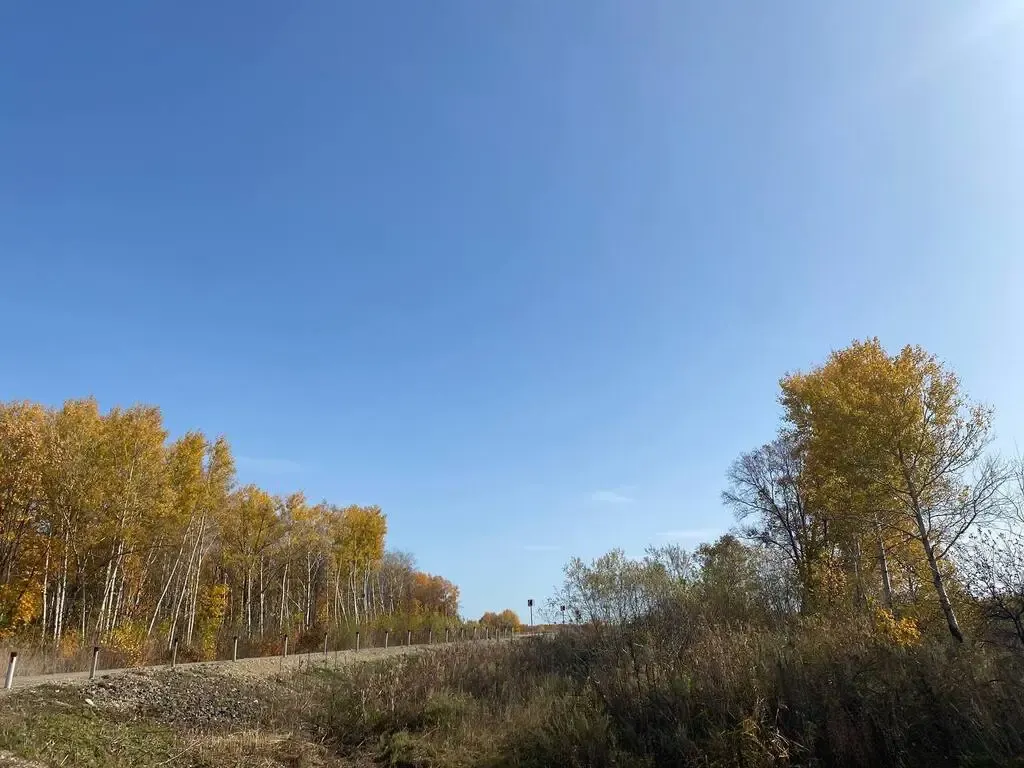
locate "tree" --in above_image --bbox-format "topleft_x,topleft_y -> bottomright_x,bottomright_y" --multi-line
412,572 -> 459,617
551,547 -> 689,626
961,528 -> 1024,648
0,402 -> 46,631
723,434 -> 830,613
961,457 -> 1024,648
780,339 -> 1007,642
480,609 -> 521,630
0,397 -> 463,657
218,486 -> 282,635
693,535 -> 768,624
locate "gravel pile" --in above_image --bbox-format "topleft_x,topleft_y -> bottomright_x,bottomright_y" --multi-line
75,668 -> 282,729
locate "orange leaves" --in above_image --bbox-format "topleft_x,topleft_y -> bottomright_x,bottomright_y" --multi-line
412,573 -> 459,617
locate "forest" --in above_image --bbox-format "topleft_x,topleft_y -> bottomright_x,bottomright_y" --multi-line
0,398 -> 460,666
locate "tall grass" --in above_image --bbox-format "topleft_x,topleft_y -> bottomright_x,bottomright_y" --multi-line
307,616 -> 1024,767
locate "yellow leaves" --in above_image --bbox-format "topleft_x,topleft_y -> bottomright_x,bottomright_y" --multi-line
0,401 -> 47,498
0,395 -> 458,652
770,339 -> 993,639
195,584 -> 229,658
58,629 -> 82,659
220,484 -> 281,567
413,573 -> 459,616
870,603 -> 921,648
480,609 -> 521,629
0,584 -> 40,634
330,504 -> 387,569
105,620 -> 148,665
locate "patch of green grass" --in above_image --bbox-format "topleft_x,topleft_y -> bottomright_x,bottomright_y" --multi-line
0,693 -> 178,767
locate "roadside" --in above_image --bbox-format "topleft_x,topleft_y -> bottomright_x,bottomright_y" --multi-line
0,649 -> 395,767
1,642 -> 436,694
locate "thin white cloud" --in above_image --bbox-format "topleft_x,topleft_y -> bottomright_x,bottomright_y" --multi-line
589,490 -> 634,504
236,456 -> 303,474
523,544 -> 561,552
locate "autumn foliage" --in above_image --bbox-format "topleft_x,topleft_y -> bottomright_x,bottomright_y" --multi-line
0,398 -> 461,662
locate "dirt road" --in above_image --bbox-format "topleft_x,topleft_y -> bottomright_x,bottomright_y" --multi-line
1,641 -> 463,693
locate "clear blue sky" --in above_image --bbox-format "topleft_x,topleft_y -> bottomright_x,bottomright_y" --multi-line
2,2 -> 1023,620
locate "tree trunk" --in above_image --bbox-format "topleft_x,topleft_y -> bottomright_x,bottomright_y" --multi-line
913,507 -> 964,642
258,557 -> 265,636
279,562 -> 288,629
874,518 -> 895,613
185,548 -> 204,646
40,543 -> 50,643
147,536 -> 186,638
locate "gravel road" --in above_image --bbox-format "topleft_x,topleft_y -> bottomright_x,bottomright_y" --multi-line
1,641 -> 456,694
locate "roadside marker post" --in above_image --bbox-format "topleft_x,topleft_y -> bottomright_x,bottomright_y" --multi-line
233,636 -> 239,662
90,646 -> 100,680
4,652 -> 16,690
171,639 -> 178,669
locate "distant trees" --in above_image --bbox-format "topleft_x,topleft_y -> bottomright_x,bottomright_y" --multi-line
0,398 -> 461,656
550,545 -> 691,625
479,609 -> 521,631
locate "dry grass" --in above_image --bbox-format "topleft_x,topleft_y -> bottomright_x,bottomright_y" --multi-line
299,617 -> 1024,768
185,731 -> 338,768
3,620 -> 1023,766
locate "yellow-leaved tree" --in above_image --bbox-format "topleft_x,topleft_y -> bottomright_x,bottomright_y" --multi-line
780,339 -> 1005,642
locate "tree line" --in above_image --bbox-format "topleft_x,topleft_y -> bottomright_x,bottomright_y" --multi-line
0,398 -> 459,658
554,339 -> 1024,650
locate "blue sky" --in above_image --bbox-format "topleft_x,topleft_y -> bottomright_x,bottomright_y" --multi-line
2,1 -> 1023,620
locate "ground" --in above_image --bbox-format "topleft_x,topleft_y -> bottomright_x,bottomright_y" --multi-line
0,644 -> 440,767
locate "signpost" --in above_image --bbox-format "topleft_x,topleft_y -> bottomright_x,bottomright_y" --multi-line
527,598 -> 534,627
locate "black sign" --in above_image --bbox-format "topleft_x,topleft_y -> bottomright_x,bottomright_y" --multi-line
527,598 -> 534,607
